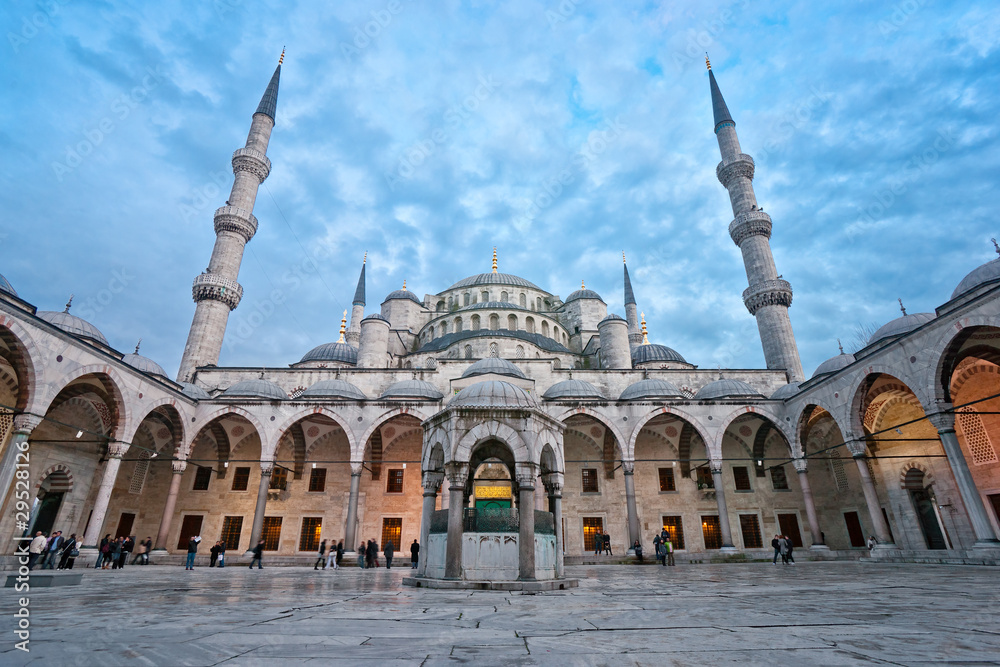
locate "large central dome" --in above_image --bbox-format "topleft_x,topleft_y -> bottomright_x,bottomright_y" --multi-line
446,272 -> 543,292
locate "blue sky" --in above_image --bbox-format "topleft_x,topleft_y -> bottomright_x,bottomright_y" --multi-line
2,0 -> 998,378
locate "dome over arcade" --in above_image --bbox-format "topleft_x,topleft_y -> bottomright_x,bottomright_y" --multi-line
300,379 -> 366,400
619,378 -> 686,401
222,378 -> 287,400
381,379 -> 443,401
952,245 -> 1000,300
868,312 -> 935,346
121,351 -> 167,377
451,380 -> 535,408
179,382 -> 211,400
695,378 -> 762,400
38,300 -> 109,346
299,342 -> 358,365
0,273 -> 16,296
461,357 -> 526,380
812,351 -> 855,378
542,379 -> 605,400
770,382 -> 801,400
632,343 -> 687,365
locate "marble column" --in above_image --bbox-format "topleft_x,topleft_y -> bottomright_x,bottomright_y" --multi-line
344,467 -> 362,551
517,466 -> 537,580
417,472 -> 442,577
793,459 -> 827,548
245,461 -> 273,555
927,409 -> 1000,545
153,460 -> 187,551
710,462 -> 736,550
622,461 -> 640,552
83,443 -> 129,547
444,463 -> 468,580
847,439 -> 894,544
0,415 -> 40,519
545,475 -> 564,579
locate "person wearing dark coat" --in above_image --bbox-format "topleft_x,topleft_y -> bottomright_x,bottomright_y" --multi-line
384,539 -> 394,569
366,539 -> 378,568
771,535 -> 781,565
314,539 -> 327,570
185,536 -> 199,570
249,539 -> 264,569
97,535 -> 111,569
110,537 -> 124,570
603,532 -> 612,555
209,542 -> 220,567
118,536 -> 133,569
58,534 -> 78,570
410,539 -> 419,569
336,540 -> 344,569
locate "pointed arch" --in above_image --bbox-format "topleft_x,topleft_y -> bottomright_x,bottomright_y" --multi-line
0,316 -> 39,413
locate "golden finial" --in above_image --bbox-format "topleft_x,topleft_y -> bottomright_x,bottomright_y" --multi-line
641,312 -> 649,345
581,280 -> 586,290
63,295 -> 74,313
623,251 -> 626,264
705,53 -> 711,71
363,251 -> 367,265
492,247 -> 498,273
402,279 -> 407,290
898,298 -> 906,316
134,339 -> 142,355
337,310 -> 347,343
278,47 -> 285,66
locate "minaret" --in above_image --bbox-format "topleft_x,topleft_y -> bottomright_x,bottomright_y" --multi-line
623,252 -> 641,349
708,57 -> 804,381
346,253 -> 366,345
177,52 -> 283,382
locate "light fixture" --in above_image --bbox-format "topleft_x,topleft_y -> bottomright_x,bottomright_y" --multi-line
150,452 -> 157,458
224,461 -> 229,468
312,462 -> 317,469
75,430 -> 83,439
672,461 -> 677,467
402,463 -> 407,469
757,460 -> 763,466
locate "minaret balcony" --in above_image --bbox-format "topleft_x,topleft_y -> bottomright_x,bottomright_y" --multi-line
213,205 -> 259,242
716,153 -> 755,188
729,210 -> 772,246
232,147 -> 271,183
742,278 -> 793,315
192,273 -> 243,310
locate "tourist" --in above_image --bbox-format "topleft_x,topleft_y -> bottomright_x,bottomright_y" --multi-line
314,539 -> 327,570
110,537 -> 124,570
336,540 -> 344,569
593,531 -> 602,556
652,532 -> 662,565
771,535 -> 781,565
42,531 -> 63,569
357,543 -> 366,569
58,533 -> 78,570
119,536 -> 133,569
209,541 -> 220,567
27,531 -> 47,570
384,539 -> 394,569
603,532 -> 612,556
249,539 -> 264,569
664,536 -> 675,566
410,539 -> 419,569
366,539 -> 377,568
143,537 -> 153,564
185,535 -> 199,570
99,535 -> 112,569
131,537 -> 148,565
217,541 -> 226,567
785,537 -> 795,565
324,540 -> 338,570
633,539 -> 643,563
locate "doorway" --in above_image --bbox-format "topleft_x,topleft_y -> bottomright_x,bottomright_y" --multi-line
903,468 -> 947,550
31,492 -> 64,536
776,513 -> 803,548
843,511 -> 865,547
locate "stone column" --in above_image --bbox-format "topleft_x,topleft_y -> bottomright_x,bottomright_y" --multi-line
0,415 -> 40,518
153,460 -> 187,551
517,464 -> 537,580
711,462 -> 736,550
344,467 -> 362,552
793,459 -> 827,549
83,443 -> 129,547
622,460 -> 640,553
545,474 -> 565,579
927,409 -> 1000,546
417,472 -> 442,577
245,461 -> 273,555
444,463 -> 468,580
846,439 -> 894,545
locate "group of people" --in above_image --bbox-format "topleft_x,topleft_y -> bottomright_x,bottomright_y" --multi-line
26,530 -> 78,570
356,539 -> 420,569
771,534 -> 796,564
592,530 -> 613,555
313,539 -> 344,569
96,535 -> 152,569
651,530 -> 676,566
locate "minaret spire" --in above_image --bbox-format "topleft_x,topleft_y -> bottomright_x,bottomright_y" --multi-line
623,253 -> 641,349
177,56 -> 283,382
346,253 -> 366,345
710,63 -> 804,381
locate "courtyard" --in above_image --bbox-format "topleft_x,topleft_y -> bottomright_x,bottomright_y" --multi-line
3,562 -> 998,665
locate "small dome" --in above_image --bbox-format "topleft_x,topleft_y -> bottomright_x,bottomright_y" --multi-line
179,382 -> 211,400
599,313 -> 626,325
770,382 -> 802,400
362,313 -> 390,323
384,289 -> 423,305
619,378 -> 686,401
121,353 -> 167,377
381,379 -> 443,401
564,288 -> 604,304
222,378 -> 287,400
38,310 -> 109,346
300,379 -> 366,400
543,379 -> 605,400
451,380 -> 535,408
812,353 -> 855,378
868,313 -> 935,345
299,342 -> 358,365
632,344 -> 687,365
952,256 -> 1000,300
461,357 -> 526,380
0,274 -> 16,296
695,379 -> 762,400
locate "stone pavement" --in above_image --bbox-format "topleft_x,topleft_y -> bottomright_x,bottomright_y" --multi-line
2,562 -> 998,665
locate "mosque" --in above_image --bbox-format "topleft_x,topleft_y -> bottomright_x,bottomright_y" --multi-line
1,55 -> 998,577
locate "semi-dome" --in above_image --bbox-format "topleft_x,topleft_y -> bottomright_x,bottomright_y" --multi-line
619,378 -> 686,401
384,289 -> 422,305
300,379 -> 366,400
451,380 -> 535,408
868,313 -> 935,345
222,378 -> 287,400
381,379 -> 443,401
299,342 -> 358,365
952,255 -> 1000,300
543,379 -> 605,400
0,274 -> 16,296
770,382 -> 802,400
121,352 -> 167,377
179,382 -> 211,400
695,378 -> 762,400
461,357 -> 526,380
812,352 -> 855,378
447,272 -> 542,291
564,288 -> 604,304
632,343 -> 687,365
38,310 -> 109,346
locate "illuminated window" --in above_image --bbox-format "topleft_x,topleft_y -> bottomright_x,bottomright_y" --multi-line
581,468 -> 599,493
739,514 -> 763,548
269,467 -> 288,491
386,469 -> 404,493
262,517 -> 282,551
381,518 -> 402,551
582,517 -> 603,552
231,467 -> 250,491
308,468 -> 327,492
733,466 -> 752,491
221,516 -> 243,551
299,517 -> 322,552
658,468 -> 676,492
661,516 -> 685,550
701,515 -> 722,549
193,466 -> 212,491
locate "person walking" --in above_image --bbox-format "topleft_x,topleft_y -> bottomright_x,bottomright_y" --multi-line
603,532 -> 613,556
27,531 -> 47,570
633,540 -> 643,563
357,543 -> 366,569
324,540 -> 336,570
249,539 -> 264,569
131,537 -> 148,565
99,535 -> 113,569
185,536 -> 199,570
778,535 -> 790,565
771,535 -> 781,565
209,541 -> 220,567
785,537 -> 796,565
384,539 -> 394,569
665,536 -> 675,566
652,533 -> 662,565
42,531 -> 63,569
314,539 -> 327,570
58,534 -> 78,570
410,539 -> 419,569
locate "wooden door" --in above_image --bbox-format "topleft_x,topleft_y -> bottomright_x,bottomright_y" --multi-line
777,513 -> 803,548
176,515 -> 203,550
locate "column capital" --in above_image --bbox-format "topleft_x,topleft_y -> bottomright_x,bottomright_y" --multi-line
422,471 -> 444,492
925,409 -> 956,433
792,458 -> 808,474
259,461 -> 274,476
171,460 -> 188,474
542,471 -> 564,493
107,443 -> 129,459
445,462 -> 468,486
13,413 -> 41,433
709,460 -> 724,475
621,460 -> 635,474
845,439 -> 867,458
515,462 -> 538,489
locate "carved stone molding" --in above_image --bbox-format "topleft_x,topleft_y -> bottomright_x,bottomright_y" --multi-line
743,278 -> 793,315
729,210 -> 773,246
192,273 -> 243,310
231,147 -> 271,183
213,205 -> 258,243
716,153 -> 755,187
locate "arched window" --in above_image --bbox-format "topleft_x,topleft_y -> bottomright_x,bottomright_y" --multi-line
454,317 -> 463,332
436,300 -> 446,312
471,315 -> 481,331
542,321 -> 550,337
489,314 -> 500,331
519,293 -> 526,307
440,321 -> 448,335
525,317 -> 535,334
464,345 -> 473,359
428,325 -> 434,339
500,291 -> 508,302
536,297 -> 542,311
447,296 -> 453,309
481,291 -> 489,303
464,293 -> 470,306
515,345 -> 525,359
489,342 -> 499,357
507,314 -> 517,331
